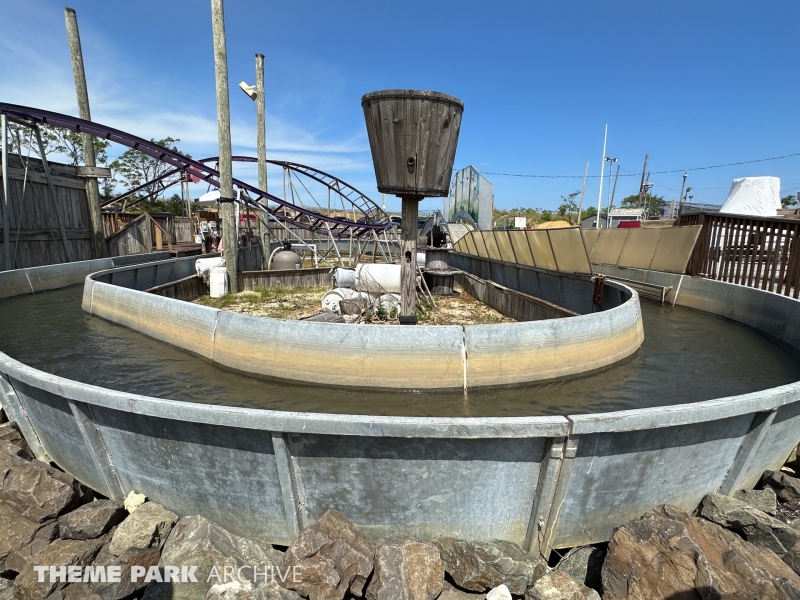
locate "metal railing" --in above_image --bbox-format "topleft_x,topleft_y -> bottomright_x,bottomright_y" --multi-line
678,211 -> 800,297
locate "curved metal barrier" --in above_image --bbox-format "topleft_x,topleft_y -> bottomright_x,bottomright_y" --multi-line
0,256 -> 799,557
82,256 -> 643,389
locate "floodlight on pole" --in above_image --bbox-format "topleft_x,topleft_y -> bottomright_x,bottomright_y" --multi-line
238,81 -> 257,100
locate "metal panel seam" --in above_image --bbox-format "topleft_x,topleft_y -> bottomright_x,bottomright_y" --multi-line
22,269 -> 34,295
718,408 -> 777,495
542,436 -> 578,556
67,400 -> 125,500
525,436 -> 565,556
671,274 -> 684,306
0,375 -> 49,461
271,432 -> 304,536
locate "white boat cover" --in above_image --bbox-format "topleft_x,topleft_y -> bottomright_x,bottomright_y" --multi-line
720,176 -> 781,216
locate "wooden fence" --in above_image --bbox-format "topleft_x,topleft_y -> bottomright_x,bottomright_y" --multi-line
0,155 -> 93,269
677,211 -> 800,297
102,212 -> 194,243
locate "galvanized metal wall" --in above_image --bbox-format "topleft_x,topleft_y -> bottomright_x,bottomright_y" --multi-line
583,226 -> 702,274
82,256 -> 642,389
1,257 -> 799,556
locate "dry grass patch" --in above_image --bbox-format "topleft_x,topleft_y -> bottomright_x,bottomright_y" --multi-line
195,285 -> 514,325
195,286 -> 330,320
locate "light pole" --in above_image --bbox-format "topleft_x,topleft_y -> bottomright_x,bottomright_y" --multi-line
603,156 -> 618,228
239,55 -> 268,267
676,172 -> 688,218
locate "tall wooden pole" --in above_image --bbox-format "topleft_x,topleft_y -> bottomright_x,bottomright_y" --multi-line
210,0 -> 238,292
255,54 -> 267,195
1,114 -> 9,271
255,53 -> 269,268
637,154 -> 649,208
400,196 -> 420,324
608,164 -> 620,228
677,172 -> 688,218
64,8 -> 106,259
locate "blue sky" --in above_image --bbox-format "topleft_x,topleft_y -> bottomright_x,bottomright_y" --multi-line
2,0 -> 799,214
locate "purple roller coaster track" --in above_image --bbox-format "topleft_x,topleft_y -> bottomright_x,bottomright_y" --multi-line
0,103 -> 391,239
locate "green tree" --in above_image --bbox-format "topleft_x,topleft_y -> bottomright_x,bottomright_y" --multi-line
109,137 -> 189,208
782,195 -> 798,208
580,205 -> 597,223
9,122 -> 109,166
557,191 -> 580,224
620,193 -> 668,217
128,193 -> 184,216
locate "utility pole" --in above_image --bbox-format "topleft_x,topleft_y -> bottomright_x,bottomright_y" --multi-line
677,172 -> 687,218
65,7 -> 106,259
637,154 -> 649,208
255,53 -> 269,267
595,125 -> 608,228
608,164 -> 620,228
255,54 -> 267,195
211,0 -> 238,292
576,160 -> 589,227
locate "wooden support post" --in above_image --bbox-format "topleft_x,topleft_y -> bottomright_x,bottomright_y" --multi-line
400,196 -> 420,324
1,114 -> 9,271
64,7 -> 106,259
255,53 -> 269,268
211,0 -> 238,292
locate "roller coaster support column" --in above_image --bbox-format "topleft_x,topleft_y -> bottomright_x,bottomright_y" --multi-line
211,0 -> 238,292
64,8 -> 106,259
256,53 -> 269,268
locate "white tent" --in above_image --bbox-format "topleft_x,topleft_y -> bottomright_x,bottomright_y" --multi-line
720,176 -> 781,216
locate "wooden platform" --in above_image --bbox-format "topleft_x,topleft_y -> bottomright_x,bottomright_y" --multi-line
169,243 -> 203,257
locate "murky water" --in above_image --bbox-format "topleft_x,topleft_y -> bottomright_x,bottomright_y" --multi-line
0,285 -> 798,417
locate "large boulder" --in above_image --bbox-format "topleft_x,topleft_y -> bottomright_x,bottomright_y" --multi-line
279,509 -> 375,600
366,538 -> 443,600
13,535 -> 108,600
59,500 -> 127,541
142,514 -> 296,600
762,471 -> 800,504
437,581 -> 483,599
0,424 -> 31,457
0,506 -> 45,575
602,504 -> 800,600
734,487 -> 778,515
0,446 -> 88,522
525,571 -> 600,600
435,538 -> 547,595
89,546 -> 162,600
786,540 -> 800,577
556,546 -> 605,594
2,520 -> 59,575
108,501 -> 177,556
699,492 -> 800,557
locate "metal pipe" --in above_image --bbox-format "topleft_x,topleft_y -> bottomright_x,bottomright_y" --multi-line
64,7 -> 106,259
210,0 -> 238,292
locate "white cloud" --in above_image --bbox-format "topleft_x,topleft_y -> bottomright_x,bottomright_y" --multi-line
0,0 -> 373,183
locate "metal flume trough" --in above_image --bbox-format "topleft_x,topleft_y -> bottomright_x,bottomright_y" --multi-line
0,255 -> 799,557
